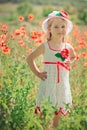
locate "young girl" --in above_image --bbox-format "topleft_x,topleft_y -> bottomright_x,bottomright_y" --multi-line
26,10 -> 76,129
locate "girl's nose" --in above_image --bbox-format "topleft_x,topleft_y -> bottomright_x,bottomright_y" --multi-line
58,28 -> 62,31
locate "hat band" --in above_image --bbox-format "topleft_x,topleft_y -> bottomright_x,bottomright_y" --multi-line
55,11 -> 69,18
56,13 -> 62,17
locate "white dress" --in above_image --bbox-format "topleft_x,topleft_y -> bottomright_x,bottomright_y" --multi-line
36,42 -> 72,111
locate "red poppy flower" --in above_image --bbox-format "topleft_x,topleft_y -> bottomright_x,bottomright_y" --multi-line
26,48 -> 32,53
0,41 -> 6,46
18,16 -> 24,22
61,48 -> 69,59
81,52 -> 87,57
76,54 -> 80,61
14,29 -> 21,36
2,46 -> 10,54
1,24 -> 8,30
18,40 -> 25,46
28,14 -> 34,20
20,26 -> 25,30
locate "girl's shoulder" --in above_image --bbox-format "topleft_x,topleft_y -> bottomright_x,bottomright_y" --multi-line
42,42 -> 49,50
37,42 -> 48,54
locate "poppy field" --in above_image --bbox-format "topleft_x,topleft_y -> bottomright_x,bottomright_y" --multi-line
0,3 -> 87,130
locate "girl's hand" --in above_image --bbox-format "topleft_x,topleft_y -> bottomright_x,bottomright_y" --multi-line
38,71 -> 47,81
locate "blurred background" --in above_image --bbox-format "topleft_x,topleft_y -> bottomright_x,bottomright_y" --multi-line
0,0 -> 87,26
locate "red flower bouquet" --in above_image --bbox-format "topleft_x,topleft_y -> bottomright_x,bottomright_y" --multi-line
61,48 -> 69,59
55,48 -> 69,61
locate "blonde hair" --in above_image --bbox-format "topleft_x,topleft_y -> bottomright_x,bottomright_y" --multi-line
45,17 -> 68,42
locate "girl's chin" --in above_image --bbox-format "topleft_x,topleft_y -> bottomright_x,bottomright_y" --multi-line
57,33 -> 65,35
57,34 -> 64,37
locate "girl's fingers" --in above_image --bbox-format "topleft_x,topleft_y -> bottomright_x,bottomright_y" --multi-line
43,71 -> 47,74
41,71 -> 47,80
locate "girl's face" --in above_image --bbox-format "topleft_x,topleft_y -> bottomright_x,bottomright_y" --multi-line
48,18 -> 68,38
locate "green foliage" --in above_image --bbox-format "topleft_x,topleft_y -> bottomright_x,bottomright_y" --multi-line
78,8 -> 87,24
42,6 -> 56,17
41,4 -> 87,24
17,2 -> 35,20
0,53 -> 36,129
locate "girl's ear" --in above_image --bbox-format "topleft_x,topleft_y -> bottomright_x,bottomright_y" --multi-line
46,31 -> 52,41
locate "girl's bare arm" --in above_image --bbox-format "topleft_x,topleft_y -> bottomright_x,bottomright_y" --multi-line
26,43 -> 47,80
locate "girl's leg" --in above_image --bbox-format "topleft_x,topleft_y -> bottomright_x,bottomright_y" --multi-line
52,108 -> 70,128
46,120 -> 53,130
52,112 -> 61,128
46,112 -> 61,130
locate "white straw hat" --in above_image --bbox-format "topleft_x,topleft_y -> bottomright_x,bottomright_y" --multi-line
42,10 -> 73,34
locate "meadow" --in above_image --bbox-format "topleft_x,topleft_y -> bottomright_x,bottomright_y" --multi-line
0,2 -> 87,130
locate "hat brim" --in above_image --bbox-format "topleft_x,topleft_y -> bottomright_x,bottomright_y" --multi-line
42,16 -> 73,34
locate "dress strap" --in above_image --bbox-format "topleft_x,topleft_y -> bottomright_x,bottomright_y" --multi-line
43,42 -> 51,53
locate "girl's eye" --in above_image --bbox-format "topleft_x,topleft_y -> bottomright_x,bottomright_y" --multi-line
62,25 -> 65,28
54,26 -> 59,28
